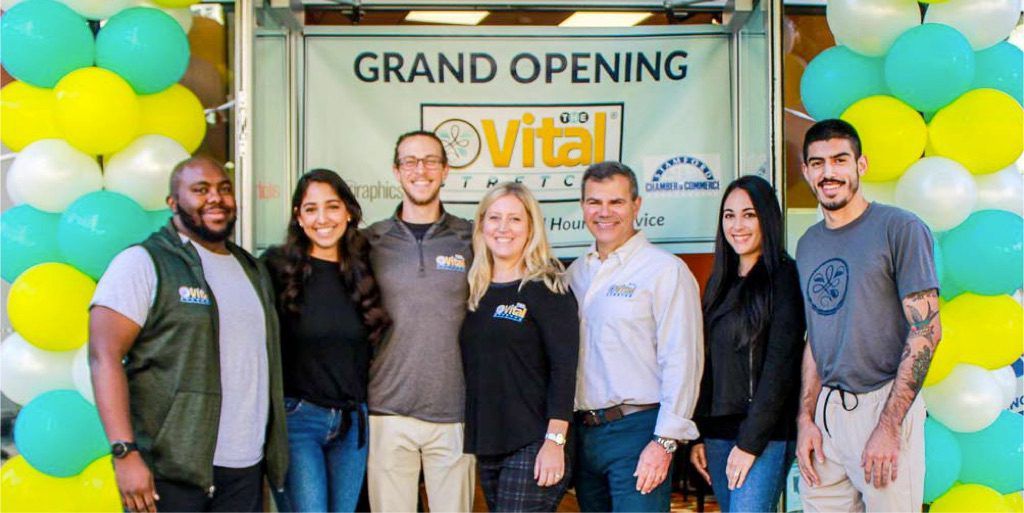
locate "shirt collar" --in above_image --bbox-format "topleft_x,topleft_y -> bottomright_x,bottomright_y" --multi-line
584,231 -> 649,266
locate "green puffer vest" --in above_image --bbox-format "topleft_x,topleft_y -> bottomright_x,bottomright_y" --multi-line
128,223 -> 288,492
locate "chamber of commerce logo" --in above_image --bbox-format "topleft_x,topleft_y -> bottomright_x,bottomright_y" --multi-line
607,282 -> 638,298
178,286 -> 211,305
645,155 -> 720,196
422,103 -> 623,204
436,254 -> 467,272
493,302 -> 528,323
807,258 -> 849,315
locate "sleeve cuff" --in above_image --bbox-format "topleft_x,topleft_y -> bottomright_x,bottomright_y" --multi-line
654,409 -> 700,441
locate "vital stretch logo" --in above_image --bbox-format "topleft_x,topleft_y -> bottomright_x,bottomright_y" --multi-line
178,286 -> 211,305
493,302 -> 528,323
423,103 -> 623,203
645,155 -> 720,196
436,254 -> 467,272
607,283 -> 638,298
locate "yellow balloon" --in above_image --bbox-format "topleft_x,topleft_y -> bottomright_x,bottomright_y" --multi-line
941,293 -> 1024,370
139,84 -> 207,153
929,88 -> 1024,175
924,310 -> 961,386
1,456 -> 120,513
54,67 -> 140,156
0,81 -> 60,152
932,484 -> 1013,513
153,0 -> 195,6
1006,492 -> 1024,513
7,263 -> 96,351
841,95 -> 927,182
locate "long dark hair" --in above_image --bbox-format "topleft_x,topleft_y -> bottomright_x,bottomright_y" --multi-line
703,175 -> 788,348
273,169 -> 390,344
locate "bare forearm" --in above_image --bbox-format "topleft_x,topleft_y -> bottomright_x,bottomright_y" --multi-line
878,289 -> 940,432
799,343 -> 822,423
546,419 -> 569,436
90,353 -> 136,442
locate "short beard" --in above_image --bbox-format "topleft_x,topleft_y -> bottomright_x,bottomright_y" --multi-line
817,177 -> 860,211
403,185 -> 441,206
175,204 -> 236,243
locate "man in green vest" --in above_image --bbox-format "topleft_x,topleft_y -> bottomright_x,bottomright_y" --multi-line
89,156 -> 288,513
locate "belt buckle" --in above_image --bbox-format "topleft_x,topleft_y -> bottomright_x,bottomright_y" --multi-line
586,410 -> 601,426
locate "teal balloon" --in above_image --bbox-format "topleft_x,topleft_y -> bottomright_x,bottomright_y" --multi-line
942,210 -> 1024,296
924,417 -> 961,503
95,7 -> 190,94
933,239 -> 945,289
13,390 -> 109,477
0,0 -> 95,88
955,410 -> 1023,494
885,24 -> 975,113
973,42 -> 1023,106
800,46 -> 888,120
0,205 -> 63,283
146,208 -> 173,233
57,191 -> 152,280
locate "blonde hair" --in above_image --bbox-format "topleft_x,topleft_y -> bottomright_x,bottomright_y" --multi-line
467,182 -> 568,311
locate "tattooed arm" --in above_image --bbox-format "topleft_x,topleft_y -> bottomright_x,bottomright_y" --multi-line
861,288 -> 941,489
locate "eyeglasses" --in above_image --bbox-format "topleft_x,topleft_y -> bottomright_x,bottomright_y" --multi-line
396,156 -> 445,171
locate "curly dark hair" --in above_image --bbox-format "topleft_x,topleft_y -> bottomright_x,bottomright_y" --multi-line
270,169 -> 390,344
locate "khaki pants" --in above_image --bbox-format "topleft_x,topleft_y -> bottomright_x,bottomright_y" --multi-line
801,381 -> 925,512
367,414 -> 476,513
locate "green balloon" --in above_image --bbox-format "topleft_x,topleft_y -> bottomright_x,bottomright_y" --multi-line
0,0 -> 95,88
955,410 -> 1023,494
924,417 -> 961,503
973,42 -> 1023,106
941,210 -> 1023,296
13,390 -> 109,478
885,24 -> 975,112
1,205 -> 63,283
95,7 -> 190,94
800,45 -> 888,121
146,208 -> 173,233
57,191 -> 152,280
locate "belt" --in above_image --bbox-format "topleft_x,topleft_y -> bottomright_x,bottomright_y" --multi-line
576,403 -> 658,427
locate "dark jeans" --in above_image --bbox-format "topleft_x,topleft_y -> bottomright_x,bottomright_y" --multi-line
154,462 -> 263,512
704,438 -> 795,513
279,398 -> 368,513
477,439 -> 571,512
574,409 -> 672,512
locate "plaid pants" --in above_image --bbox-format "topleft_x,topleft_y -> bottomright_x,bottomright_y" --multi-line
477,439 -> 571,512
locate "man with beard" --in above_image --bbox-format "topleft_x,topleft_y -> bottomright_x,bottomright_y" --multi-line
794,120 -> 940,512
363,131 -> 475,512
89,156 -> 288,513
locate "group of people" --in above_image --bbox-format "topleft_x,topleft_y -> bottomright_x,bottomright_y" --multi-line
86,118 -> 940,513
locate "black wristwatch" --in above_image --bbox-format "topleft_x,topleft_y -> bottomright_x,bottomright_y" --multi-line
111,441 -> 139,459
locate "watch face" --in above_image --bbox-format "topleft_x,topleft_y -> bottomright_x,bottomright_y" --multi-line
112,443 -> 127,457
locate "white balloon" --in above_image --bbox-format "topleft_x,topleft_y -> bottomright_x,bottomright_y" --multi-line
72,344 -> 95,404
925,0 -> 1023,50
0,0 -> 24,10
826,0 -> 921,56
7,139 -> 103,213
134,0 -> 193,33
104,135 -> 190,210
974,165 -> 1023,216
860,180 -> 897,205
923,363 -> 1005,432
990,365 -> 1018,408
894,157 -> 977,231
58,0 -> 133,19
0,332 -> 77,406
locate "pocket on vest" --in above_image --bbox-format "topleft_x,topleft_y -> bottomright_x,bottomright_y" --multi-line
150,391 -> 221,484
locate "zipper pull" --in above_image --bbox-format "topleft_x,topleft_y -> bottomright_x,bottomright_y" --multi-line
207,485 -> 216,498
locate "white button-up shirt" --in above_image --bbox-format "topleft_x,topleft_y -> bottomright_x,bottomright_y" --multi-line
568,231 -> 704,441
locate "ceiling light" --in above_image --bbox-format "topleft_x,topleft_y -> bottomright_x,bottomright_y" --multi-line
405,11 -> 489,25
558,12 -> 653,28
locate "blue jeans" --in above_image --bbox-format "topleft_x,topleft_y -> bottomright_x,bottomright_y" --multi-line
575,409 -> 672,512
279,398 -> 368,513
704,438 -> 795,513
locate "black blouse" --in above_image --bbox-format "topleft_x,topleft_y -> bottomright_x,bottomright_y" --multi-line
695,257 -> 806,455
460,279 -> 580,456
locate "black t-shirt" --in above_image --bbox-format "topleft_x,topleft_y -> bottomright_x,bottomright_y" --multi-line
265,251 -> 371,409
403,220 -> 432,241
459,279 -> 579,456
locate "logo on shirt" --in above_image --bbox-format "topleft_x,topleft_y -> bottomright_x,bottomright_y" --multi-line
436,254 -> 467,272
178,286 -> 211,305
607,282 -> 638,298
807,258 -> 849,316
493,302 -> 528,323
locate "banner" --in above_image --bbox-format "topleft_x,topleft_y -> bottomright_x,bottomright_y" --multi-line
303,26 -> 736,256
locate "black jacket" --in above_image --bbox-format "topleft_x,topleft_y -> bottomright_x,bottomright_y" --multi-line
694,257 -> 806,455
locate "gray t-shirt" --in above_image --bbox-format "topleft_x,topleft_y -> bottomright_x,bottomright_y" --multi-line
796,203 -> 938,393
91,239 -> 269,468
